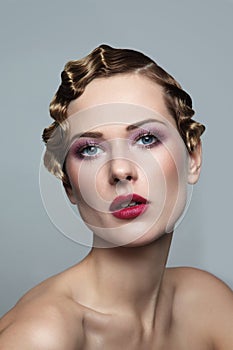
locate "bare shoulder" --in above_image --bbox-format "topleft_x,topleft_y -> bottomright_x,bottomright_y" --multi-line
166,267 -> 233,349
0,272 -> 84,350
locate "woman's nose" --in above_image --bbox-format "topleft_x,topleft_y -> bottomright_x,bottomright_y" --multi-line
108,157 -> 138,185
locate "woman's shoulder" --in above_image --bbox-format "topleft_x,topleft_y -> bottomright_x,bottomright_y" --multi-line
165,266 -> 233,349
166,265 -> 231,286
0,270 -> 85,349
166,266 -> 232,294
165,266 -> 233,312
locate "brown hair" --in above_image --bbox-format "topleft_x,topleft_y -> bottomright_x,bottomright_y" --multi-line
42,44 -> 205,184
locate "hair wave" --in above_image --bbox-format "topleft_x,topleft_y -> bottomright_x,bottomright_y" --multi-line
42,44 -> 205,184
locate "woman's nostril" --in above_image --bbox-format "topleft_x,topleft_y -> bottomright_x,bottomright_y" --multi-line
113,175 -> 133,184
108,158 -> 138,185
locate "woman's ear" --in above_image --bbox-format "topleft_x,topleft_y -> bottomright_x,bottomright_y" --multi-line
63,181 -> 77,205
188,141 -> 202,184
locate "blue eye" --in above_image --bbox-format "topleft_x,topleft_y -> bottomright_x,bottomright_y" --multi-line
136,133 -> 159,147
81,145 -> 103,157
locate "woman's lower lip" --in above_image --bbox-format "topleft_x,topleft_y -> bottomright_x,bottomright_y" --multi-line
111,204 -> 148,220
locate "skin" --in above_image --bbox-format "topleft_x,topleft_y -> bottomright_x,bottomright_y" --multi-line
0,74 -> 233,349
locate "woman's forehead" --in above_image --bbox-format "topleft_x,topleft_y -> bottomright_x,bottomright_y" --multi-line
67,103 -> 176,139
67,74 -> 171,119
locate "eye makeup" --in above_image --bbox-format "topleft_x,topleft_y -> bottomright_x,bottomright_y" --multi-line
67,123 -> 168,161
68,139 -> 106,160
129,124 -> 166,149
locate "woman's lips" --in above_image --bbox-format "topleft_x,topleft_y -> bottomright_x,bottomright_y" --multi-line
109,194 -> 149,220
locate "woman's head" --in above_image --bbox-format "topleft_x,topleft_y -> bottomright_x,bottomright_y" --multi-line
42,44 -> 205,185
42,44 -> 205,247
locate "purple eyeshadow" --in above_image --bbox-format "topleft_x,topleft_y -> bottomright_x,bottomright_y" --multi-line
67,124 -> 167,160
68,138 -> 98,159
128,125 -> 166,143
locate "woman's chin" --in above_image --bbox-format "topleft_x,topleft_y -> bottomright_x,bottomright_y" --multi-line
91,225 -> 172,248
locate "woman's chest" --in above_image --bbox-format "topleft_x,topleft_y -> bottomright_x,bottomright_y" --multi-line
81,314 -> 209,350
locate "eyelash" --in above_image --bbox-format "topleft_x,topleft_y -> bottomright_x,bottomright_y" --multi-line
134,131 -> 161,149
74,141 -> 104,160
73,131 -> 161,160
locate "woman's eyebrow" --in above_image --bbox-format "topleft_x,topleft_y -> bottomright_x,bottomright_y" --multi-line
69,131 -> 103,144
70,118 -> 166,143
126,118 -> 166,131
78,131 -> 103,138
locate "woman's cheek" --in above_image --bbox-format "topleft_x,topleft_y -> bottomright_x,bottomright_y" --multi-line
73,158 -> 109,213
161,147 -> 189,232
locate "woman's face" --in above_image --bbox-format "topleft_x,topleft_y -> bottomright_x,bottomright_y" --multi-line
63,74 -> 201,247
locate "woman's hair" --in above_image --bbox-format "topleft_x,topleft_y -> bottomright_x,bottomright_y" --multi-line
42,44 -> 205,185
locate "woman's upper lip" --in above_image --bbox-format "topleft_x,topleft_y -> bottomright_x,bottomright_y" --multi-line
109,194 -> 148,212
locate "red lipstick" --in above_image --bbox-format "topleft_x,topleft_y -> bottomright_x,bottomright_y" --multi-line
110,194 -> 148,220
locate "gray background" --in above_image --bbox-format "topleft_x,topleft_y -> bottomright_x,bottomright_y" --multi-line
0,0 -> 232,317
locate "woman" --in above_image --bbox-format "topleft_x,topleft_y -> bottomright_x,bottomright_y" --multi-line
0,44 -> 232,349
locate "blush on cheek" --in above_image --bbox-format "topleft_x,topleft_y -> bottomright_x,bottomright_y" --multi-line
162,150 -> 189,232
159,154 -> 179,202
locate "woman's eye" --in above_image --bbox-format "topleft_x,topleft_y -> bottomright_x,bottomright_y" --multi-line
81,145 -> 103,157
136,134 -> 159,147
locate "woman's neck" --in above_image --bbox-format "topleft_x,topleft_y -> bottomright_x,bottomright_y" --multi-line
85,233 -> 173,321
